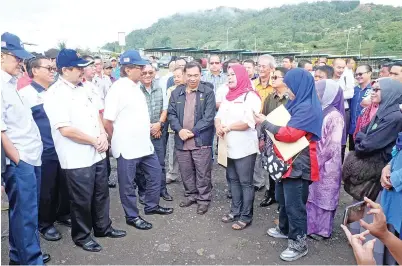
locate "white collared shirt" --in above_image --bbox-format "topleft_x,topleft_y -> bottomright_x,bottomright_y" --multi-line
338,69 -> 355,109
104,77 -> 154,160
83,80 -> 104,111
93,73 -> 112,106
44,76 -> 105,169
1,70 -> 43,166
215,92 -> 261,159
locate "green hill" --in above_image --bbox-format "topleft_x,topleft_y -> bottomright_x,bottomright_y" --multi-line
103,1 -> 402,57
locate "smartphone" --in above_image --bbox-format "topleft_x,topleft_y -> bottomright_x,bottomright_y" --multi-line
342,201 -> 366,225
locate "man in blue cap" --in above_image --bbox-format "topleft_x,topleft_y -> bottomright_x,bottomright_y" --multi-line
44,49 -> 126,252
104,50 -> 173,231
1,32 -> 51,264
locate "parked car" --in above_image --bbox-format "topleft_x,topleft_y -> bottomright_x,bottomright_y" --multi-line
158,55 -> 173,68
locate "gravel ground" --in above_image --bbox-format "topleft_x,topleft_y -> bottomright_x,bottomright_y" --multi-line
1,158 -> 355,265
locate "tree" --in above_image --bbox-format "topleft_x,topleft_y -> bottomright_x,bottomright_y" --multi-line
57,41 -> 67,50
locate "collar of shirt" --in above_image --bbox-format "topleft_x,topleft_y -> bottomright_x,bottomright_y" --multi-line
357,83 -> 372,91
58,76 -> 83,89
273,90 -> 288,100
141,81 -> 157,93
30,80 -> 46,93
208,71 -> 224,78
1,69 -> 16,84
254,77 -> 272,89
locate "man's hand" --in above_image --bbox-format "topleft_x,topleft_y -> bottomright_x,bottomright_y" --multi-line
341,225 -> 377,266
150,122 -> 162,135
216,124 -> 225,138
360,197 -> 389,241
380,164 -> 392,190
253,112 -> 266,125
96,133 -> 109,153
179,129 -> 191,141
187,131 -> 194,139
153,131 -> 162,139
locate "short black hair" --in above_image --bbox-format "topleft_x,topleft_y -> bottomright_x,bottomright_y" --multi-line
93,56 -> 102,61
357,64 -> 372,73
283,56 -> 294,63
380,62 -> 393,71
184,61 -> 201,73
26,55 -> 48,78
391,61 -> 402,67
242,59 -> 255,65
227,58 -> 240,65
297,60 -> 312,68
274,67 -> 289,77
317,65 -> 334,79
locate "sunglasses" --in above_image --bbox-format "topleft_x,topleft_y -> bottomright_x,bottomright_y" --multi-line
209,62 -> 220,65
38,66 -> 57,72
355,72 -> 368,77
372,88 -> 381,93
142,71 -> 154,76
272,75 -> 284,80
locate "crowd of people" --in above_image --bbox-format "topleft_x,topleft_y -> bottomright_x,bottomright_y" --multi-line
1,31 -> 402,265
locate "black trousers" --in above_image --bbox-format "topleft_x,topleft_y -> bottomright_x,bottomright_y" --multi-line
39,160 -> 70,231
65,159 -> 112,245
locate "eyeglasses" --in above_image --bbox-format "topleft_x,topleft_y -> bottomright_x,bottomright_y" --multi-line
272,75 -> 284,80
38,66 -> 57,72
142,71 -> 154,76
3,52 -> 23,63
209,62 -> 220,65
355,72 -> 368,77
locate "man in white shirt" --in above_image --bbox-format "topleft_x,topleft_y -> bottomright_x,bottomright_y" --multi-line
44,49 -> 126,253
93,56 -> 112,105
104,50 -> 173,231
332,58 -> 354,160
1,32 -> 51,265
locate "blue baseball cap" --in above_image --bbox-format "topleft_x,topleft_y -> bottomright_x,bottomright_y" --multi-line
56,48 -> 93,69
119,50 -> 148,66
1,32 -> 33,59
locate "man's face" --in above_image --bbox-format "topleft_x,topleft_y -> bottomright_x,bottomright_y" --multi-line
209,56 -> 222,73
185,66 -> 201,89
272,70 -> 285,89
282,58 -> 292,69
94,59 -> 103,73
314,69 -> 328,81
104,67 -> 112,76
141,65 -> 155,86
379,66 -> 390,77
355,66 -> 371,85
173,69 -> 184,85
304,63 -> 313,72
1,52 -> 23,76
84,65 -> 95,80
390,66 -> 402,83
111,60 -> 117,68
257,58 -> 273,79
126,65 -> 144,82
64,67 -> 84,84
32,59 -> 55,85
243,62 -> 255,78
176,59 -> 186,70
333,60 -> 346,79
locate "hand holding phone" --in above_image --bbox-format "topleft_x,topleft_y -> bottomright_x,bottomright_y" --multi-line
343,201 -> 366,225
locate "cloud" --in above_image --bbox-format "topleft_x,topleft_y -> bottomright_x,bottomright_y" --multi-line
0,0 -> 399,52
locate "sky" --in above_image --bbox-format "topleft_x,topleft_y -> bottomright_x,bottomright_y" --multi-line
1,0 -> 400,53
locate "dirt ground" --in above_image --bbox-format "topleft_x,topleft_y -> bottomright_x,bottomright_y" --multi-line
1,158 -> 356,265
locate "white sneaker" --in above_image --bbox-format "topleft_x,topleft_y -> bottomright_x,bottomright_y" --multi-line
267,227 -> 288,239
280,247 -> 308,262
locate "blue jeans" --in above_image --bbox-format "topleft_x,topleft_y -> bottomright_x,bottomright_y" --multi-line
2,160 -> 43,265
276,178 -> 310,251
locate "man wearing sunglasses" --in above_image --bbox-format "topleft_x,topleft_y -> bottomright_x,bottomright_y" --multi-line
202,55 -> 227,93
44,49 -> 126,252
104,50 -> 174,231
135,64 -> 173,203
1,32 -> 51,265
19,56 -> 71,243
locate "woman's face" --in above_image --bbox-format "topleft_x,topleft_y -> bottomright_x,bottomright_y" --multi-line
227,68 -> 237,89
284,83 -> 295,100
370,81 -> 382,104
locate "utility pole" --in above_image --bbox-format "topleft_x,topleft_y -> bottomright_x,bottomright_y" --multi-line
226,27 -> 232,50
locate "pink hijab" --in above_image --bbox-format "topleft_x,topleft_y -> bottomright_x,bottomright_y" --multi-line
226,65 -> 260,101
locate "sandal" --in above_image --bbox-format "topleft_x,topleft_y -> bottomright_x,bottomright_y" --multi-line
221,214 -> 236,223
232,220 -> 251,230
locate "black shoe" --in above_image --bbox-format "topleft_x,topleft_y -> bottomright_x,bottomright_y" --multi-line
179,199 -> 197,207
126,216 -> 153,230
161,191 -> 173,201
145,205 -> 174,215
43,253 -> 51,264
40,226 -> 62,241
197,204 -> 208,215
56,218 -> 72,227
260,191 -> 276,207
79,239 -> 102,252
108,180 -> 116,188
94,228 -> 127,238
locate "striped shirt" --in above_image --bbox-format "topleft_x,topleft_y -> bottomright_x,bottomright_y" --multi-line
201,71 -> 227,93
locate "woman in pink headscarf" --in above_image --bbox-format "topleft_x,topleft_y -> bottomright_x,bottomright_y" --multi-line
215,65 -> 261,230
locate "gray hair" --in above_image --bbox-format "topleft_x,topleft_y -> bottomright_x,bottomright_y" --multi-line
258,54 -> 277,68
